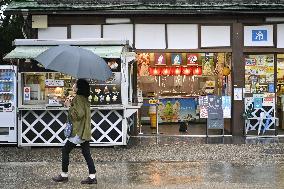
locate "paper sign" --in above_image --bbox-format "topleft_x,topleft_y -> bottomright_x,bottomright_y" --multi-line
199,96 -> 209,118
234,88 -> 243,100
24,87 -> 31,101
222,96 -> 231,118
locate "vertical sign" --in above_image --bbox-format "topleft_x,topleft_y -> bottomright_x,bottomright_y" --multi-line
207,95 -> 224,129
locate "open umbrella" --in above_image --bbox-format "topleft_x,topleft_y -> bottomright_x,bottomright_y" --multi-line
34,45 -> 112,81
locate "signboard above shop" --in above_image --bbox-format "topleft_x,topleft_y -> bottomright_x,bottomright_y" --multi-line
244,25 -> 273,46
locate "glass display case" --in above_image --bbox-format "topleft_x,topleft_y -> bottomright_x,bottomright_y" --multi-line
89,72 -> 121,105
20,72 -> 73,107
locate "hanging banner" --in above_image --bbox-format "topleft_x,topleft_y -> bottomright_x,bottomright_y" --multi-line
207,95 -> 224,129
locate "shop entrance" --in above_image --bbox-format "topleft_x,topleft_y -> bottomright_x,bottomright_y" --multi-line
137,52 -> 232,136
243,53 -> 284,136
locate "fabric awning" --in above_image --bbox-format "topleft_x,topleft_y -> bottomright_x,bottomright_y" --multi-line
4,45 -> 124,60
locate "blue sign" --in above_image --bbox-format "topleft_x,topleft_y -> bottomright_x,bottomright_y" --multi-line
171,54 -> 182,65
252,30 -> 267,41
268,83 -> 274,93
254,97 -> 263,109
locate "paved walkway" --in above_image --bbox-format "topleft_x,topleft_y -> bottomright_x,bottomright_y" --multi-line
1,136 -> 284,189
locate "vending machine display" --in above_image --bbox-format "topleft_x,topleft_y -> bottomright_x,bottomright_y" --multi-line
0,65 -> 17,143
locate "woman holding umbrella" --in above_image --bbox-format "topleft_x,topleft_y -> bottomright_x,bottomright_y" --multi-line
52,79 -> 97,185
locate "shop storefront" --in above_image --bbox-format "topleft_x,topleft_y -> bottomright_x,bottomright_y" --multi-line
3,0 -> 284,141
137,52 -> 232,136
4,39 -> 139,146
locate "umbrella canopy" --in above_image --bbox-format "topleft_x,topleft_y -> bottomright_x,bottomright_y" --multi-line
34,45 -> 112,81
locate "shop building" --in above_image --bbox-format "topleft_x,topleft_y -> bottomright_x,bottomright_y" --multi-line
2,0 -> 284,144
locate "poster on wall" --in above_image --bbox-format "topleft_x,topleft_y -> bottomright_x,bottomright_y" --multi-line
207,95 -> 224,129
137,53 -> 150,76
202,53 -> 214,75
158,98 -> 198,122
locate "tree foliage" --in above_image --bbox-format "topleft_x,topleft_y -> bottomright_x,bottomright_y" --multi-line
0,0 -> 24,64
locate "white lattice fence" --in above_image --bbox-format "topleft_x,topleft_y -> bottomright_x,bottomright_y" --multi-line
245,97 -> 276,135
19,109 -> 125,146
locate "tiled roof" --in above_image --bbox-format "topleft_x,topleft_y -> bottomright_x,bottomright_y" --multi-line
6,0 -> 284,14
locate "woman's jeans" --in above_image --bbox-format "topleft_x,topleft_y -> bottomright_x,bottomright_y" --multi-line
62,140 -> 96,174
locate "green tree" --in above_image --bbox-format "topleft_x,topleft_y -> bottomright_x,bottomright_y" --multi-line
0,0 -> 24,64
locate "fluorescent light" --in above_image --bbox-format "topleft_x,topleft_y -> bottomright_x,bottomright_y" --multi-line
105,18 -> 131,24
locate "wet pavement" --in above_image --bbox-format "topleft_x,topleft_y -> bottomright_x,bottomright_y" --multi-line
1,136 -> 284,188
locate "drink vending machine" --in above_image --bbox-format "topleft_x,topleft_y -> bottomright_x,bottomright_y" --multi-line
0,65 -> 17,143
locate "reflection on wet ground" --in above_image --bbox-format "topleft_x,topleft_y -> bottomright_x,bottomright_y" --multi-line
1,136 -> 284,188
1,161 -> 284,189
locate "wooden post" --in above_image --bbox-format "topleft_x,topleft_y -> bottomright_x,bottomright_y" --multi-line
232,22 -> 245,136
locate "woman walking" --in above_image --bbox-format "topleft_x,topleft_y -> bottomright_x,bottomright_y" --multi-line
52,79 -> 97,184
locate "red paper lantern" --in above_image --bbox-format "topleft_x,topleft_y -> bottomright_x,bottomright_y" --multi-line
161,67 -> 171,76
152,67 -> 161,76
193,67 -> 202,75
182,67 -> 192,76
173,67 -> 182,75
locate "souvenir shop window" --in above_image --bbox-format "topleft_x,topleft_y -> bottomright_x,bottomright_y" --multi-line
137,52 -> 232,97
244,54 -> 274,94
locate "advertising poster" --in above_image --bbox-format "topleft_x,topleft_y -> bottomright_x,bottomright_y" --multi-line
222,96 -> 231,118
207,95 -> 224,129
158,98 -> 198,122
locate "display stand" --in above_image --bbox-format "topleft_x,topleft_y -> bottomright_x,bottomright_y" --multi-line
206,95 -> 224,137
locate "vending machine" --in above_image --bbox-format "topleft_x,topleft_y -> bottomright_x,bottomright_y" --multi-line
0,65 -> 17,143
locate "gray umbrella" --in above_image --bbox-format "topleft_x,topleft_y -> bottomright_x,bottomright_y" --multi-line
35,45 -> 112,81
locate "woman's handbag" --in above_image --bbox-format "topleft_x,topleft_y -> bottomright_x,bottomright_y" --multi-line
64,118 -> 73,138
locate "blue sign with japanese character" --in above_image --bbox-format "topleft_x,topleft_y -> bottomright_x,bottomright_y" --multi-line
252,30 -> 267,41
